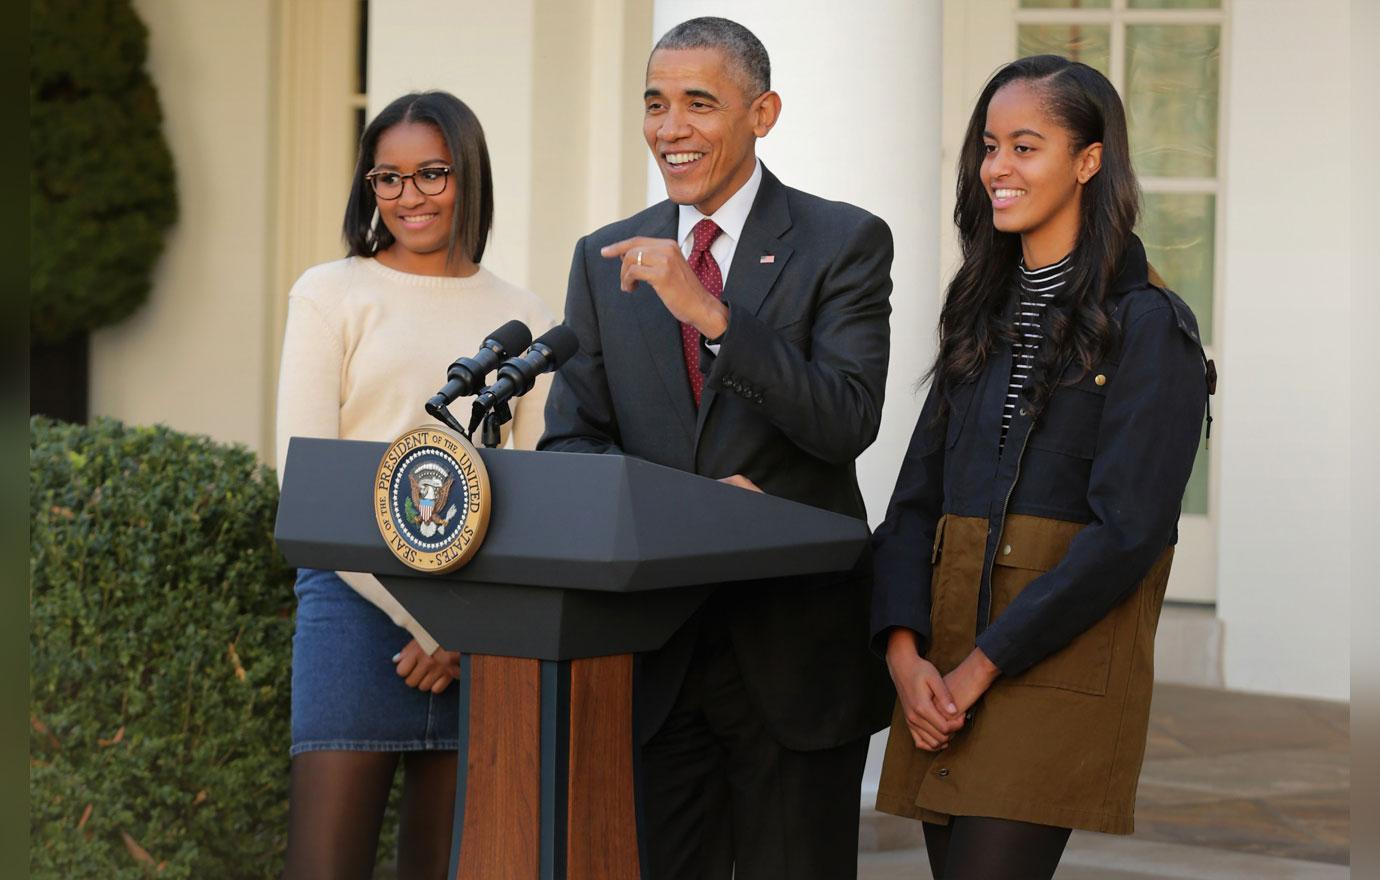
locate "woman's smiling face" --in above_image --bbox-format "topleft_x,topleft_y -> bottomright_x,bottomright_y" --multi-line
371,121 -> 457,271
980,81 -> 1102,264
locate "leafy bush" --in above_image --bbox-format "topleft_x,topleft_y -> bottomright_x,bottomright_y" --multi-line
29,417 -> 295,877
30,0 -> 178,344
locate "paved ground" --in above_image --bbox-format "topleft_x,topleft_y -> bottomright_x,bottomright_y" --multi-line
859,682 -> 1350,879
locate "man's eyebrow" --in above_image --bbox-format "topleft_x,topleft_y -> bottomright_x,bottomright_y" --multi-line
983,128 -> 1047,140
642,87 -> 722,103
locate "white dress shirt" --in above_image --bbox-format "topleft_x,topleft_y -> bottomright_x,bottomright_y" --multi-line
676,159 -> 763,350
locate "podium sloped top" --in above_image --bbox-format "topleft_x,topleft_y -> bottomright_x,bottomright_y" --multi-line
276,438 -> 868,592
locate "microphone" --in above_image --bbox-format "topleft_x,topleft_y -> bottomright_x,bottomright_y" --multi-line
425,320 -> 532,420
473,325 -> 580,414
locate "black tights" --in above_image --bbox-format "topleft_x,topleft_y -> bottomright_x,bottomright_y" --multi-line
922,816 -> 1071,880
283,749 -> 458,880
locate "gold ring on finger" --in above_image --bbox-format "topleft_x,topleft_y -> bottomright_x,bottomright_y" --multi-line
636,250 -> 643,267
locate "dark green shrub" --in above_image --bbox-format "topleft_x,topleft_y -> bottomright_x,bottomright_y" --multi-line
30,0 -> 178,345
29,417 -> 295,877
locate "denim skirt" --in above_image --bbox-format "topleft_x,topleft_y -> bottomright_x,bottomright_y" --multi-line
290,568 -> 459,755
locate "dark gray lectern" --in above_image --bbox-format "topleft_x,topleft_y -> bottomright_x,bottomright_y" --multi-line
276,439 -> 869,880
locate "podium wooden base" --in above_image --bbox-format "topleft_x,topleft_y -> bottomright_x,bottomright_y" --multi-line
450,654 -> 641,880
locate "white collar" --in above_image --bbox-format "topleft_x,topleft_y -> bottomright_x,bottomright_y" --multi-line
677,159 -> 763,247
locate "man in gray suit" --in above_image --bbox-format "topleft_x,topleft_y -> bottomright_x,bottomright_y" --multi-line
540,16 -> 894,879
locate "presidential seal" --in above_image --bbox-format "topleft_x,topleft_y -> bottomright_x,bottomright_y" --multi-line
374,427 -> 491,573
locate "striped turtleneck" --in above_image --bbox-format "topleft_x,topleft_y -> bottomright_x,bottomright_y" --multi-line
1001,254 -> 1072,448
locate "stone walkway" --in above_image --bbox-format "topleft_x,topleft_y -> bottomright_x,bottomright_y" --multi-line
859,683 -> 1350,878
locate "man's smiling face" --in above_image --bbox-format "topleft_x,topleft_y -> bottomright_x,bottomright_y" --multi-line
643,46 -> 779,216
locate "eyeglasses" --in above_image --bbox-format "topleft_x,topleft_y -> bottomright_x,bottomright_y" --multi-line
365,165 -> 452,200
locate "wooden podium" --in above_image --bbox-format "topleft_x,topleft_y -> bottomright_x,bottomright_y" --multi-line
276,440 -> 868,879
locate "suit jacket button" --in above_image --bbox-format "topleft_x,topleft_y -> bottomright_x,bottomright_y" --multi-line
1095,374 -> 1107,386
1002,544 -> 1012,556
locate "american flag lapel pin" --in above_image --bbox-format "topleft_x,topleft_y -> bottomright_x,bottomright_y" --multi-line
759,254 -> 775,264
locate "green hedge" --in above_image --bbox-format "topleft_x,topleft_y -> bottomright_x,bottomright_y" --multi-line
29,417 -> 295,877
30,0 -> 178,344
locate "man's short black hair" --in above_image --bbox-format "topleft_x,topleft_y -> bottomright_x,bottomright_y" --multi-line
653,16 -> 770,96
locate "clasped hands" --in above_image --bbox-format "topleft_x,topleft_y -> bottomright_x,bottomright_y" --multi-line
885,629 -> 1001,752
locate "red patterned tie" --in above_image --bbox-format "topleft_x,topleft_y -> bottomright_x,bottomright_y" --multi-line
683,218 -> 723,406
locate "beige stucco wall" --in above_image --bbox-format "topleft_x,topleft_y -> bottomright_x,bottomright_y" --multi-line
90,0 -> 278,456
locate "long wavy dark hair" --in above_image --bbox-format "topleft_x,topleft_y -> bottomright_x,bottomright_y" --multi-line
933,55 -> 1139,418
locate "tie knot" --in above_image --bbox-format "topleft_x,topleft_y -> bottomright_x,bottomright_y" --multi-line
691,219 -> 722,255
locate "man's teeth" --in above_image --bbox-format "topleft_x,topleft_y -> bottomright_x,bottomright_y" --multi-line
666,152 -> 704,165
994,188 -> 1026,199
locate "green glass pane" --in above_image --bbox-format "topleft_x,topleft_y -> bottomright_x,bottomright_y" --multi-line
1019,0 -> 1110,7
1017,24 -> 1111,77
1125,25 -> 1221,177
1182,434 -> 1209,515
1138,192 -> 1214,345
1130,0 -> 1219,8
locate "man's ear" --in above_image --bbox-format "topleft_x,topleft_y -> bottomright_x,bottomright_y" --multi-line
1077,142 -> 1103,184
752,90 -> 782,138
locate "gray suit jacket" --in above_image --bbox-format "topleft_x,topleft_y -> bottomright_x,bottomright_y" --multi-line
540,166 -> 895,750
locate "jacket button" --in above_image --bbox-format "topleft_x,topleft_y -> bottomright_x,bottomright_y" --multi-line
937,768 -> 950,777
1095,374 -> 1107,386
1018,408 -> 1026,417
1002,544 -> 1012,556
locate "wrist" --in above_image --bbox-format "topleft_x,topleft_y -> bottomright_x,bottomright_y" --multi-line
963,647 -> 1001,686
696,298 -> 729,340
885,628 -> 920,661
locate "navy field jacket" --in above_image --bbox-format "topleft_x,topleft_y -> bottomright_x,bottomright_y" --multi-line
870,235 -> 1211,676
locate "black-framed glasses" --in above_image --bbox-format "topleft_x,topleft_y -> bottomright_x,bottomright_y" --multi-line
365,165 -> 452,200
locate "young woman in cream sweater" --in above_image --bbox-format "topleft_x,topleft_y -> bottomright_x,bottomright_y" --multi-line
276,91 -> 554,879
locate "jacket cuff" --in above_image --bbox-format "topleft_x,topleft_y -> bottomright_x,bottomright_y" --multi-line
974,626 -> 1024,677
705,304 -> 770,406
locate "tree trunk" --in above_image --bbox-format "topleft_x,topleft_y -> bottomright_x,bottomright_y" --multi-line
30,332 -> 89,423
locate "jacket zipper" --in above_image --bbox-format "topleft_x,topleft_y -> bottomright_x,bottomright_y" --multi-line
981,424 -> 1032,631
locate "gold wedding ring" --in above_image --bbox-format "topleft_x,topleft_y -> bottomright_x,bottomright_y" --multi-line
636,250 -> 643,266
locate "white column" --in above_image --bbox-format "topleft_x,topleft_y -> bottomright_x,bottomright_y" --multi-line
651,0 -> 945,805
1215,0 -> 1352,700
650,0 -> 945,528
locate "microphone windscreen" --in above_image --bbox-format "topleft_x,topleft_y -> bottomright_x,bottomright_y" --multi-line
489,319 -> 533,355
534,324 -> 580,367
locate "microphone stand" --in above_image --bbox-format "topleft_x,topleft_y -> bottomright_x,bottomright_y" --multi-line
427,400 -> 469,439
470,399 -> 513,449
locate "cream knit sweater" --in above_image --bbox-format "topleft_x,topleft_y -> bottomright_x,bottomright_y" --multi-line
275,256 -> 557,654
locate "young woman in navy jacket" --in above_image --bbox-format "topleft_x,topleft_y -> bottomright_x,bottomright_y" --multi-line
870,55 -> 1212,880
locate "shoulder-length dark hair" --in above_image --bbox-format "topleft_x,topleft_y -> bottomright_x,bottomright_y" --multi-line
934,55 -> 1139,418
343,91 -> 494,267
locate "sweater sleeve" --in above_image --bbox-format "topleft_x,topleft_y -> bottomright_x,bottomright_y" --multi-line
275,289 -> 445,655
275,295 -> 342,482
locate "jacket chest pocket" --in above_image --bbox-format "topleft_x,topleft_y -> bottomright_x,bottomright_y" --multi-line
1027,362 -> 1118,460
989,527 -> 1113,697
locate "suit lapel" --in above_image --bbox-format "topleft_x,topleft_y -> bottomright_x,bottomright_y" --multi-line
630,203 -> 697,436
694,168 -> 795,447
